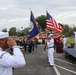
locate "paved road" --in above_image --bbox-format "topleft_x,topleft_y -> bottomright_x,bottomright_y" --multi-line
13,45 -> 76,75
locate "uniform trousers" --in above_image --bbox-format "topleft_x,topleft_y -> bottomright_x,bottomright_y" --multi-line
48,48 -> 54,65
63,44 -> 66,48
75,38 -> 76,45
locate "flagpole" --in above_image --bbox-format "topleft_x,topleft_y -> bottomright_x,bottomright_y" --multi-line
46,8 -> 48,12
27,9 -> 39,41
29,8 -> 31,17
46,9 -> 53,34
29,8 -> 31,11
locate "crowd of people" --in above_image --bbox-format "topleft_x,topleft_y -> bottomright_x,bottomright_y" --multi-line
13,37 -> 38,53
0,31 -> 68,75
12,33 -> 67,68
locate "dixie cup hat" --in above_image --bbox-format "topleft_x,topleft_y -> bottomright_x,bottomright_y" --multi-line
0,32 -> 9,39
48,34 -> 53,37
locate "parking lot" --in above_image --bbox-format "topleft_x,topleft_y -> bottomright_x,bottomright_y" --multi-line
13,45 -> 76,75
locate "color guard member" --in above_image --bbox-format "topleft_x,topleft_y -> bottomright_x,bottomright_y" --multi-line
44,34 -> 54,67
0,32 -> 26,75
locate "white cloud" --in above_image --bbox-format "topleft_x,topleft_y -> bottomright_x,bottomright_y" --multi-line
0,18 -> 29,24
0,0 -> 76,30
0,7 -> 8,10
7,18 -> 20,22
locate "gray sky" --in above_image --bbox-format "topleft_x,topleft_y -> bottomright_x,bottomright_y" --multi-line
0,0 -> 76,31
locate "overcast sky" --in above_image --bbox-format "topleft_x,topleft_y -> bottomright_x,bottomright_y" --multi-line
0,0 -> 76,31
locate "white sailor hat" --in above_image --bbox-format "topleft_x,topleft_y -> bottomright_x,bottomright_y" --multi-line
0,32 -> 9,39
48,34 -> 53,37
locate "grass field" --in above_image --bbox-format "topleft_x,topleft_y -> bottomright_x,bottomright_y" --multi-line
66,37 -> 75,44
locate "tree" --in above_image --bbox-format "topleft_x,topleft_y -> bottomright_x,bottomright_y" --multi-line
58,23 -> 63,28
9,27 -> 17,36
73,27 -> 76,32
16,27 -> 29,36
62,24 -> 74,37
2,28 -> 7,32
36,15 -> 46,31
18,31 -> 25,36
23,28 -> 29,36
69,27 -> 73,37
62,24 -> 70,36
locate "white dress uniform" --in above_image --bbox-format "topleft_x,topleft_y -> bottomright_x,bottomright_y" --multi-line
63,37 -> 67,48
74,32 -> 76,45
0,46 -> 26,75
47,38 -> 54,66
0,32 -> 26,75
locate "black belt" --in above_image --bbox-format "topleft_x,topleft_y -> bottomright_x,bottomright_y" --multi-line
49,46 -> 54,48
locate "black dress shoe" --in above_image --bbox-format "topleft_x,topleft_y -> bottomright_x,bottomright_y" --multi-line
48,61 -> 50,64
49,65 -> 54,67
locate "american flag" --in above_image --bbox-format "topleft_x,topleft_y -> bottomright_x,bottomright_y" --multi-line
46,11 -> 63,33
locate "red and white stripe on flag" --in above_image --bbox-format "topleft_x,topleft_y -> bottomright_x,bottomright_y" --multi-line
46,17 -> 63,33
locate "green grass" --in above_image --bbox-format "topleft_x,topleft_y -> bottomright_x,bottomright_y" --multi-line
66,37 -> 75,44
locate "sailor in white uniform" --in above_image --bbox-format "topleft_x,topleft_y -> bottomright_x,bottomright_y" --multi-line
46,34 -> 54,67
74,32 -> 76,45
62,35 -> 67,48
0,32 -> 26,75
